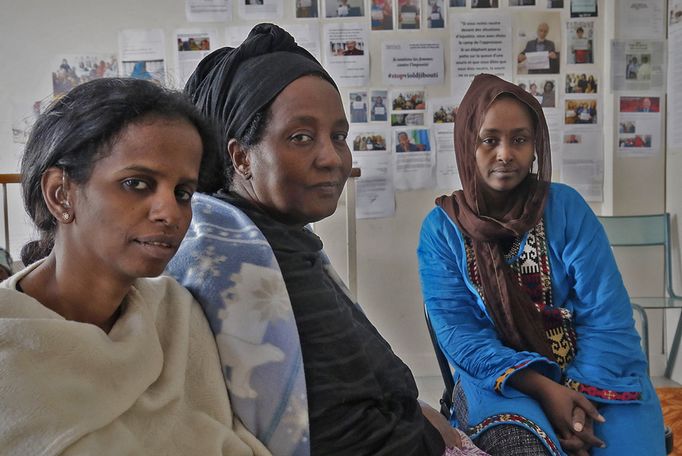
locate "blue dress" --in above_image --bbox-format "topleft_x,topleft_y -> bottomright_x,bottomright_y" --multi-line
417,183 -> 665,455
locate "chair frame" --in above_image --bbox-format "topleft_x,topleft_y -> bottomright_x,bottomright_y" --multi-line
596,213 -> 682,378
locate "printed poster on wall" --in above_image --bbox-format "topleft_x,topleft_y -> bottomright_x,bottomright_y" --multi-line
667,0 -> 682,149
349,128 -> 396,219
185,0 -> 232,22
611,40 -> 666,92
434,126 -> 460,190
617,95 -> 662,157
118,29 -> 167,84
323,23 -> 370,87
451,13 -> 512,99
393,128 -> 435,190
174,29 -> 216,88
560,130 -> 603,202
237,0 -> 283,20
51,53 -> 118,97
381,40 -> 444,86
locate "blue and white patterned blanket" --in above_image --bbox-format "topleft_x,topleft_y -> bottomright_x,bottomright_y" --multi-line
167,193 -> 310,456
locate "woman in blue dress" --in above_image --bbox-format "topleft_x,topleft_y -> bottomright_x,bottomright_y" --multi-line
417,74 -> 665,455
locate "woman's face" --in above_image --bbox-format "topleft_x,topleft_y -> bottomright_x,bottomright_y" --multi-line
66,117 -> 202,282
245,75 -> 351,225
475,96 -> 535,197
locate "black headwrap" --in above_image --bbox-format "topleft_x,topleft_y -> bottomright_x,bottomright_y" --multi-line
185,23 -> 337,146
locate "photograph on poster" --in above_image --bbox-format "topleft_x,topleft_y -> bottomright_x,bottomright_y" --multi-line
567,21 -> 593,64
671,1 -> 682,25
564,98 -> 597,124
618,135 -> 651,148
566,72 -> 598,93
571,0 -> 597,17
177,35 -> 210,51
390,89 -> 426,110
330,39 -> 365,55
517,79 -> 557,108
391,113 -> 425,126
510,0 -> 535,6
432,103 -> 458,123
619,121 -> 635,133
450,0 -> 465,6
563,133 -> 581,143
370,0 -> 393,30
349,92 -> 369,123
122,60 -> 165,82
325,0 -> 364,17
516,13 -> 561,74
395,129 -> 431,152
471,0 -> 498,7
296,0 -> 319,17
52,55 -> 118,96
619,96 -> 660,113
425,0 -> 445,28
398,0 -> 421,29
547,0 -> 564,7
625,54 -> 652,81
370,90 -> 389,121
352,132 -> 387,151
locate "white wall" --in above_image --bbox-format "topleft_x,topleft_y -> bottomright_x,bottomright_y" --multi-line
1,0 -> 676,380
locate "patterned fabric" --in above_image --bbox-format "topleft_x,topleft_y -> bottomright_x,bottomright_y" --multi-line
494,361 -> 530,394
470,414 -> 560,456
474,424 -> 551,456
167,193 -> 310,456
564,378 -> 642,402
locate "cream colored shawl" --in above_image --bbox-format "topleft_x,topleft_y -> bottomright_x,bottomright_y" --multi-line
0,262 -> 271,456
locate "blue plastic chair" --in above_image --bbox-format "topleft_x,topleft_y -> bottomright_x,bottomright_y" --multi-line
597,213 -> 682,378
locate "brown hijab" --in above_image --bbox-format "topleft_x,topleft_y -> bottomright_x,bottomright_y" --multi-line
437,73 -> 555,360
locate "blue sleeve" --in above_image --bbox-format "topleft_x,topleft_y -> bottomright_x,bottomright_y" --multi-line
546,184 -> 646,402
417,207 -> 561,397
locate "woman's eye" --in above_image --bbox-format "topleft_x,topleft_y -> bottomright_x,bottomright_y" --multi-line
122,178 -> 149,191
480,137 -> 497,146
333,132 -> 349,142
291,133 -> 314,144
175,188 -> 193,202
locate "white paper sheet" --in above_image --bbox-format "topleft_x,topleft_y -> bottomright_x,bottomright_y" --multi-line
393,128 -> 435,190
667,4 -> 682,150
350,129 -> 396,219
382,40 -> 444,86
237,0 -> 283,19
616,0 -> 665,39
118,29 -> 166,83
174,30 -> 215,88
611,40 -> 666,91
451,13 -> 512,100
559,130 -> 603,202
323,23 -> 370,87
434,127 -> 460,190
617,95 -> 662,157
185,0 -> 232,21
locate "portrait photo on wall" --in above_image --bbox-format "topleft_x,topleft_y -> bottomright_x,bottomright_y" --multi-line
619,96 -> 660,113
398,0 -> 421,30
330,40 -> 365,55
425,0 -> 445,28
564,98 -> 598,124
296,0 -> 319,18
516,12 -> 562,74
352,132 -> 387,151
567,21 -> 593,64
395,129 -> 431,152
517,78 -> 557,108
390,89 -> 426,111
325,0 -> 364,17
565,72 -> 598,93
370,90 -> 389,121
349,91 -> 369,123
370,0 -> 393,30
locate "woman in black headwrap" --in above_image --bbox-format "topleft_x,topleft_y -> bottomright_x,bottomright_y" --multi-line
170,23 -> 489,456
418,74 -> 665,455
